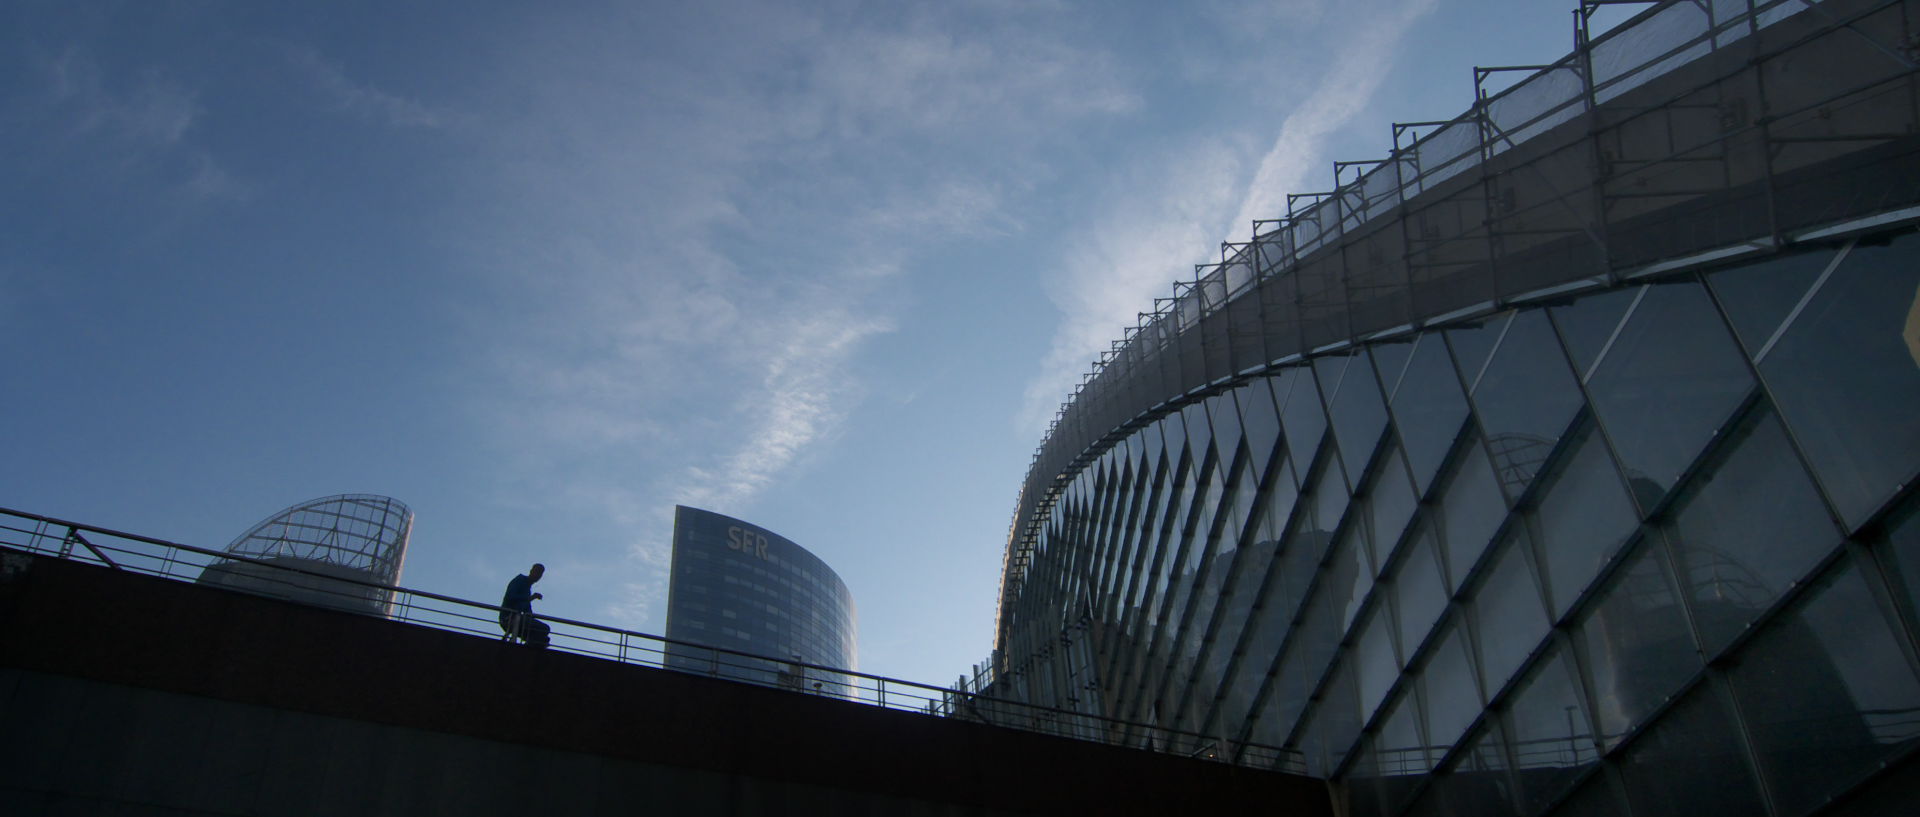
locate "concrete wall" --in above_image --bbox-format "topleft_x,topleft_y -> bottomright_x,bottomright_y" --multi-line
0,548 -> 1329,816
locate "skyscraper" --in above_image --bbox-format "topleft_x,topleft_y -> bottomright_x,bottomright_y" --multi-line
664,506 -> 858,696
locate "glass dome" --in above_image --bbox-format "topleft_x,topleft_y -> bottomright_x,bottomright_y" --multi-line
196,494 -> 413,616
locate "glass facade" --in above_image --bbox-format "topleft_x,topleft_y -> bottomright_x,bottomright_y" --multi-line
195,493 -> 412,617
990,2 -> 1920,809
995,231 -> 1920,810
664,506 -> 857,697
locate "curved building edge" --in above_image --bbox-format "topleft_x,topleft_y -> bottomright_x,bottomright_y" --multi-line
665,506 -> 859,692
993,1 -> 1920,813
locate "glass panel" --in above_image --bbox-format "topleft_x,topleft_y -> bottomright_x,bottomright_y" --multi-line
1374,688 -> 1431,813
1729,556 -> 1920,817
1707,247 -> 1834,356
1213,444 -> 1258,564
1437,723 -> 1521,817
1187,506 -> 1282,733
1131,450 -> 1199,703
1471,535 -> 1551,694
1886,499 -> 1920,640
1324,348 -> 1392,481
1366,443 -> 1419,566
1251,584 -> 1341,747
1584,280 -> 1755,511
1202,390 -> 1238,456
1762,232 -> 1920,530
1301,655 -> 1365,776
1472,310 -> 1585,501
1279,364 -> 1329,485
1328,526 -> 1377,633
1153,458 -> 1226,705
1261,476 -> 1321,627
1528,421 -> 1642,620
1356,606 -> 1401,723
1237,377 -> 1284,479
1665,406 -> 1842,656
1306,447 -> 1354,567
1438,430 -> 1509,593
1503,643 -> 1600,814
1549,285 -> 1638,379
1393,332 -> 1472,496
1391,527 -> 1450,656
1444,311 -> 1512,392
1372,337 -> 1417,398
1617,683 -> 1767,817
1419,619 -> 1482,753
1346,738 -> 1388,817
1577,541 -> 1699,749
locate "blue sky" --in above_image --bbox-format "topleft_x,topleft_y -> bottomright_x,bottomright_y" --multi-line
2,0 -> 1578,686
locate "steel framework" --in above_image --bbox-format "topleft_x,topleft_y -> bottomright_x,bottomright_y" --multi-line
1002,0 -> 1920,648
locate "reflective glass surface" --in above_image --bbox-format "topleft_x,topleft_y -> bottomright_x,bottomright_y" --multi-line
1443,310 -> 1510,391
1706,246 -> 1833,355
1356,606 -> 1401,723
1323,348 -> 1391,481
1372,338 -> 1417,398
1250,583 -> 1340,747
1617,682 -> 1767,817
1470,310 -> 1584,501
664,506 -> 859,690
1470,535 -> 1550,694
1389,333 -> 1470,496
1728,556 -> 1920,816
1373,688 -> 1431,813
1887,499 -> 1920,639
1389,528 -> 1449,657
1576,541 -> 1698,748
1237,377 -> 1284,479
1584,280 -> 1755,511
1301,654 -> 1364,776
1436,428 -> 1509,593
1664,406 -> 1840,655
1760,232 -> 1920,530
1278,365 -> 1330,485
1526,421 -> 1641,620
1365,444 -> 1419,566
1418,619 -> 1481,753
1548,285 -> 1637,379
1188,521 -> 1280,733
1329,524 -> 1377,632
1502,642 -> 1597,813
1438,724 -> 1521,817
996,221 -> 1919,817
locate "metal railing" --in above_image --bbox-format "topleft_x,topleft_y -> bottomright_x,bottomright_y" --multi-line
0,505 -> 1302,774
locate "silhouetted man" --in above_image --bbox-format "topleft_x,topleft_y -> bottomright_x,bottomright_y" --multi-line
501,563 -> 550,648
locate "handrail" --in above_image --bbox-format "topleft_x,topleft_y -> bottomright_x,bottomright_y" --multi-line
0,505 -> 1303,774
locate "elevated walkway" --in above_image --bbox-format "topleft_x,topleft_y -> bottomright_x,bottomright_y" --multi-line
0,543 -> 1328,815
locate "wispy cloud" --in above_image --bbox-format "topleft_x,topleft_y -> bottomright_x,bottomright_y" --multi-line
18,47 -> 246,203
1020,0 -> 1440,437
286,46 -> 445,128
456,0 -> 1142,629
1229,0 -> 1439,233
1020,140 -> 1247,433
45,49 -> 198,146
